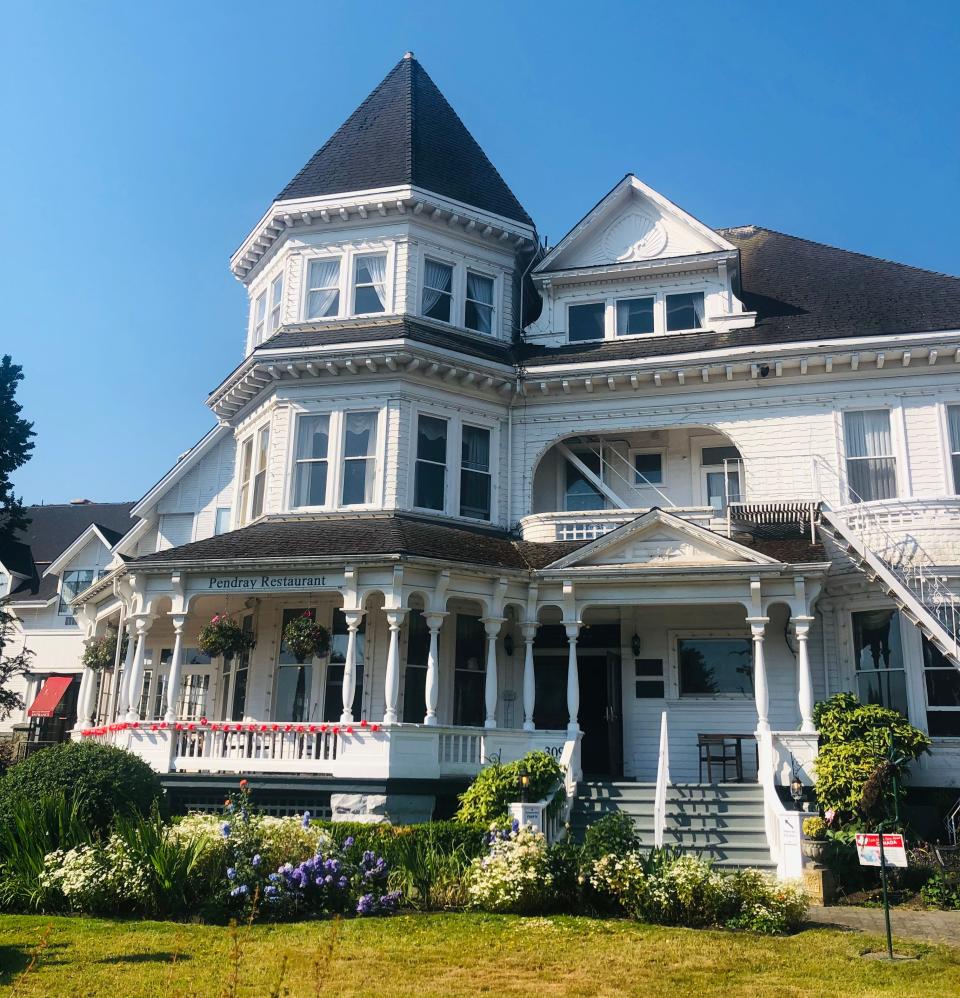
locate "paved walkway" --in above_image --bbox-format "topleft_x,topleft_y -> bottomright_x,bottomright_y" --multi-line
807,904 -> 960,947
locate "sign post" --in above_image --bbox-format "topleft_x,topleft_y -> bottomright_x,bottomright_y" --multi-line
855,831 -> 908,960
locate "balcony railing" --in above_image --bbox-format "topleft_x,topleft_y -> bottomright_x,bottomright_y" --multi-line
519,508 -> 717,542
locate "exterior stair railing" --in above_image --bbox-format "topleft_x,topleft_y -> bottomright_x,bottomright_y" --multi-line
653,711 -> 670,849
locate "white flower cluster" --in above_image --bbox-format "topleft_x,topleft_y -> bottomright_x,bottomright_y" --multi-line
466,825 -> 554,914
167,812 -> 331,867
41,836 -> 150,914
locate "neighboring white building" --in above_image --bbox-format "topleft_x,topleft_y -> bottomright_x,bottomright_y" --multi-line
27,54 -> 960,864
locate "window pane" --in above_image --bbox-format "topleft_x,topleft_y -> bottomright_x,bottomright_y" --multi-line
927,712 -> 960,736
565,453 -> 604,511
665,292 -> 704,331
214,508 -> 231,535
275,664 -> 311,722
460,470 -> 491,520
422,260 -> 453,322
354,286 -> 384,314
465,272 -> 494,334
853,609 -> 904,671
296,415 -> 329,460
925,668 -> 960,708
415,462 -> 445,510
702,446 -> 741,465
616,297 -> 655,335
353,254 -> 386,314
454,614 -> 486,727
948,405 -> 960,454
568,303 -> 605,342
461,425 -> 489,472
294,461 -> 328,507
342,460 -> 374,505
417,416 -> 447,463
344,412 -> 376,457
678,638 -> 753,696
634,453 -> 663,484
847,457 -> 897,503
857,670 -> 909,718
844,410 -> 892,458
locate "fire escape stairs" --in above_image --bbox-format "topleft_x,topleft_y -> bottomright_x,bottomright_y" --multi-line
819,506 -> 960,669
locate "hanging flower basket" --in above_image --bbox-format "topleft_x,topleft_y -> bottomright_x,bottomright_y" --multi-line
198,613 -> 256,662
282,610 -> 331,664
81,628 -> 127,672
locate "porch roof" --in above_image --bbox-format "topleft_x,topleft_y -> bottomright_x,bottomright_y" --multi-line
128,513 -> 581,572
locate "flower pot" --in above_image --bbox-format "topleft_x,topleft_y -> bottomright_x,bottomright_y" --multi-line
802,839 -> 829,865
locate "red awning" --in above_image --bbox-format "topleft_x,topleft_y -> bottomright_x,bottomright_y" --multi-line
27,676 -> 74,718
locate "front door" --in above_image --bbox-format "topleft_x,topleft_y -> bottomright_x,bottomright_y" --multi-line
606,652 -> 624,778
578,651 -> 624,777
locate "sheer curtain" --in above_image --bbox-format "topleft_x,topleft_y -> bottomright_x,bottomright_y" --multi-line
422,260 -> 452,315
949,405 -> 960,493
307,259 -> 340,318
691,292 -> 705,327
362,254 -> 387,309
466,273 -> 493,332
844,410 -> 896,502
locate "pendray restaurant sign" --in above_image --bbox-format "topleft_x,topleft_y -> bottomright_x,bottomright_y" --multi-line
187,573 -> 345,594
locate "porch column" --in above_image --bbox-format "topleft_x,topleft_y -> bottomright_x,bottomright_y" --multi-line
78,651 -> 98,727
564,620 -> 581,736
423,612 -> 447,726
340,608 -> 364,723
164,613 -> 187,724
746,616 -> 770,734
125,615 -> 152,722
114,621 -> 136,721
792,615 -> 816,734
383,608 -> 407,725
482,617 -> 504,729
521,622 -> 538,731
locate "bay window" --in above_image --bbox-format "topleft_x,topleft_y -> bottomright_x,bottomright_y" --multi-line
415,415 -> 448,510
341,412 -> 378,505
59,569 -> 94,614
666,292 -> 704,331
306,258 -> 341,319
353,254 -> 387,314
252,293 -> 266,344
250,425 -> 269,519
844,410 -> 897,502
237,438 -> 253,525
947,405 -> 960,493
421,260 -> 453,323
460,425 -> 491,520
268,274 -> 284,334
293,414 -> 330,508
465,271 -> 494,334
852,609 -> 909,717
922,636 -> 960,736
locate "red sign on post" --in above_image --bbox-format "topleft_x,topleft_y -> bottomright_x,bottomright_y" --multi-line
855,833 -> 908,868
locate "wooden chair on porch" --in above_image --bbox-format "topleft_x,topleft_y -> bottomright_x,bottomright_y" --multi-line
697,733 -> 747,783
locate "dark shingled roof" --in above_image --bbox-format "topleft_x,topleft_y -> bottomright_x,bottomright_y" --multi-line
129,513 -> 824,573
259,317 -> 514,366
522,226 -> 960,367
3,502 -> 137,604
277,55 -> 533,227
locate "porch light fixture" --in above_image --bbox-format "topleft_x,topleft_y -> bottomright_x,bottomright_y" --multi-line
503,633 -> 515,656
631,633 -> 642,657
790,775 -> 804,810
519,766 -> 530,803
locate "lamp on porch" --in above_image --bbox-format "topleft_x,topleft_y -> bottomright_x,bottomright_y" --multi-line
630,633 -> 642,657
519,765 -> 530,804
503,632 -> 515,656
790,774 -> 804,811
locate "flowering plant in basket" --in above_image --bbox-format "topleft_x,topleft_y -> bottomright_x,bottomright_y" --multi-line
282,610 -> 331,663
198,613 -> 256,661
81,627 -> 128,671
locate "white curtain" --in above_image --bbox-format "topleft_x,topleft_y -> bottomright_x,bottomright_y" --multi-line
360,254 -> 387,308
844,410 -> 896,501
844,410 -> 892,458
691,292 -> 705,327
422,260 -> 452,315
466,273 -> 493,333
461,425 -> 489,471
307,259 -> 340,318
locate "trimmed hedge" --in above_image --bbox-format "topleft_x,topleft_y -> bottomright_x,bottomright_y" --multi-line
456,751 -> 562,825
0,742 -> 165,835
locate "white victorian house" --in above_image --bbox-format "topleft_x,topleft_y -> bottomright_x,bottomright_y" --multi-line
48,54 -> 960,872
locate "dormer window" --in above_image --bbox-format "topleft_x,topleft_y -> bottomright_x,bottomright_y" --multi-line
616,297 -> 655,336
569,302 -> 605,342
422,260 -> 454,322
268,274 -> 284,334
665,292 -> 704,331
465,272 -> 494,334
354,254 -> 387,314
306,258 -> 341,319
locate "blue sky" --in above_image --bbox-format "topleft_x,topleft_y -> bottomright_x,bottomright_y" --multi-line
2,1 -> 958,505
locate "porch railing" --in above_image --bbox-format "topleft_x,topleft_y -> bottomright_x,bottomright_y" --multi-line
653,711 -> 670,849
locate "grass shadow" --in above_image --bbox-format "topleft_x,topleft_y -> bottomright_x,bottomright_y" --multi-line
0,941 -> 70,982
96,952 -> 192,964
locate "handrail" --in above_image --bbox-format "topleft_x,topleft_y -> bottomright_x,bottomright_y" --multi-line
947,795 -> 960,846
653,710 -> 670,849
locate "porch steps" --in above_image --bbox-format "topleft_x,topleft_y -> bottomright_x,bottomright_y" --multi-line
571,781 -> 775,871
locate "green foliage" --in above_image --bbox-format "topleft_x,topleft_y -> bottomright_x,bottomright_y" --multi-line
0,793 -> 92,911
581,812 -> 639,865
0,354 -> 35,547
920,872 -> 960,910
812,693 -> 930,819
317,819 -> 489,868
380,823 -> 474,910
197,612 -> 256,661
81,628 -> 126,672
455,751 -> 562,825
802,816 -> 828,840
281,610 -> 330,663
0,742 -> 165,835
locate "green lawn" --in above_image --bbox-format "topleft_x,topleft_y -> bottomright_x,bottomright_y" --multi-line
0,913 -> 957,997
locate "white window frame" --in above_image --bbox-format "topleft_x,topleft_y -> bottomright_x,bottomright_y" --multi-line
459,422 -> 493,521
566,300 -> 607,343
407,406 -> 499,522
413,413 -> 449,513
351,252 -> 390,317
420,257 -> 456,325
268,273 -> 284,334
290,412 -> 332,510
629,447 -> 666,488
339,410 -> 383,509
664,290 -> 706,333
252,292 -> 267,346
941,402 -> 960,495
840,407 -> 900,504
236,421 -> 271,526
615,295 -> 657,337
302,253 -> 343,320
463,267 -> 497,336
236,436 -> 254,526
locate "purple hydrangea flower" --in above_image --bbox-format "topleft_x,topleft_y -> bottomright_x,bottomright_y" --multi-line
344,836 -> 355,847
252,854 -> 261,868
226,867 -> 237,880
302,810 -> 312,828
356,893 -> 375,915
221,822 -> 232,837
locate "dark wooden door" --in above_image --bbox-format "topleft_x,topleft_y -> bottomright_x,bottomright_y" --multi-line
606,652 -> 624,779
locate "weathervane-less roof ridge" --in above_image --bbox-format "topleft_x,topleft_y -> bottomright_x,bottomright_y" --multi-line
277,54 -> 533,226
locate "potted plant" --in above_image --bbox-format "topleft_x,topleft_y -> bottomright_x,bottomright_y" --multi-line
197,613 -> 255,661
282,610 -> 330,664
81,628 -> 127,672
802,815 -> 830,864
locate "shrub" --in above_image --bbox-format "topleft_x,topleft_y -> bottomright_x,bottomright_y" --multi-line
466,822 -> 554,914
920,872 -> 960,910
0,742 -> 164,834
589,851 -> 807,935
316,819 -> 489,868
582,812 -> 639,865
456,751 -> 562,825
812,693 -> 929,820
40,834 -> 151,915
802,816 -> 828,840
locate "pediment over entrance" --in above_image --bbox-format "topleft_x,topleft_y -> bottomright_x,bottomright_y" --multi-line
543,509 -> 780,570
535,175 -> 736,273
